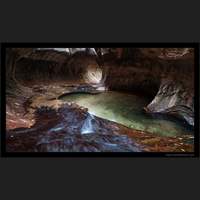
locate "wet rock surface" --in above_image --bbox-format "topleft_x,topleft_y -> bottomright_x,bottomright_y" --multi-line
6,102 -> 194,152
6,105 -> 141,152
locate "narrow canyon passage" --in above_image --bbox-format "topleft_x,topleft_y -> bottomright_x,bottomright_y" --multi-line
5,48 -> 194,152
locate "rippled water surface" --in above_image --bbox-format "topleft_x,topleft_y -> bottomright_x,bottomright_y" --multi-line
62,91 -> 193,136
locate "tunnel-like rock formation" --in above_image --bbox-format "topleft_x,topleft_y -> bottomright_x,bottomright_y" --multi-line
6,47 -> 194,126
5,47 -> 194,152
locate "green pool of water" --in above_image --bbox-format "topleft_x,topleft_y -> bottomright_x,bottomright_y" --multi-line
61,91 -> 193,137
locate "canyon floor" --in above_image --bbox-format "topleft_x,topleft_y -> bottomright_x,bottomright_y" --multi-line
6,81 -> 194,152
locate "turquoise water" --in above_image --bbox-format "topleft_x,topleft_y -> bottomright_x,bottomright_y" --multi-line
61,91 -> 193,137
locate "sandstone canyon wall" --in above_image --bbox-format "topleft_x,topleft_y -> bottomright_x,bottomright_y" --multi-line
6,48 -> 194,127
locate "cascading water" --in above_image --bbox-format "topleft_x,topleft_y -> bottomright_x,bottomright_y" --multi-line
81,113 -> 95,134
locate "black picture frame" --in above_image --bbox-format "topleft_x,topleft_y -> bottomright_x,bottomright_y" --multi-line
1,42 -> 199,158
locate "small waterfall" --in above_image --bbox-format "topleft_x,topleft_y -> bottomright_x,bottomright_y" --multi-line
81,113 -> 95,134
